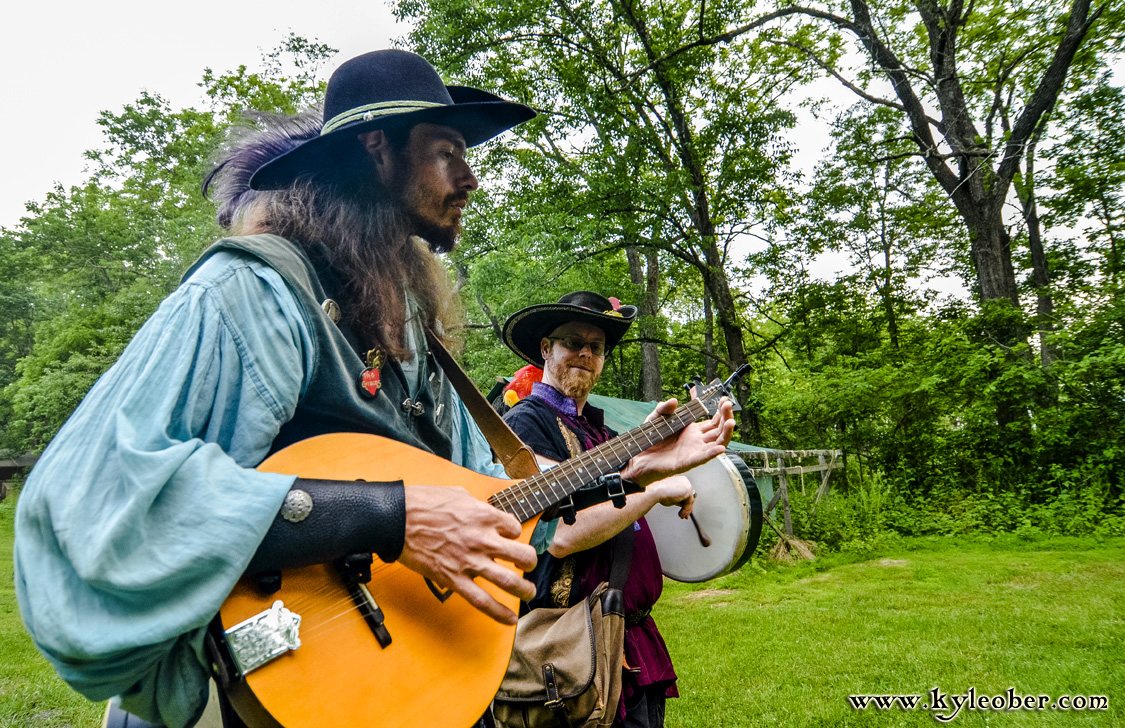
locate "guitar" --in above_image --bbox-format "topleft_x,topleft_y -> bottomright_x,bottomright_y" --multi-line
217,367 -> 749,728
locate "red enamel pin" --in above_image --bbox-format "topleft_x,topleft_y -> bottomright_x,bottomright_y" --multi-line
359,348 -> 386,398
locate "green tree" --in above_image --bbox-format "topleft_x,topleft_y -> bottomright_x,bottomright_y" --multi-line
1043,78 -> 1125,289
398,0 -> 810,440
0,37 -> 336,452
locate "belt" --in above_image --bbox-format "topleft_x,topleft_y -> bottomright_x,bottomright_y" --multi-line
625,608 -> 652,627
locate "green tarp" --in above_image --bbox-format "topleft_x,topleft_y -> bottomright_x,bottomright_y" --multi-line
585,392 -> 774,504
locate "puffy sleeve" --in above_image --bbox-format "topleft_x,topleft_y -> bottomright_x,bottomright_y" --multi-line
451,398 -> 556,553
13,252 -> 311,727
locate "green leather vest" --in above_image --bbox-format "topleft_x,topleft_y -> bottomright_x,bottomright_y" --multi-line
183,234 -> 455,460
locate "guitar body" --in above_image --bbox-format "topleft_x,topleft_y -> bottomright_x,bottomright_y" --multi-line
218,432 -> 538,728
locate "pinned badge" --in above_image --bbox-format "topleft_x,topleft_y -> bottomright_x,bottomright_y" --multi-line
359,368 -> 382,397
358,348 -> 387,398
321,299 -> 342,324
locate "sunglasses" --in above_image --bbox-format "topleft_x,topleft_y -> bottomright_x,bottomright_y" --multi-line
548,336 -> 607,357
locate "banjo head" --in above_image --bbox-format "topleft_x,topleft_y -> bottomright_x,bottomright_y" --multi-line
647,453 -> 763,583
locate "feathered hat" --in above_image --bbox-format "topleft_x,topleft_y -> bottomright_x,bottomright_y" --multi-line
503,291 -> 638,367
249,50 -> 535,190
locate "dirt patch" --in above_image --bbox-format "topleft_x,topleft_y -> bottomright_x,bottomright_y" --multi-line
874,558 -> 909,567
683,588 -> 738,601
806,571 -> 844,581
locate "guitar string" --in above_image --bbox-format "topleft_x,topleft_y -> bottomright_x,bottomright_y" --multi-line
239,390 -> 726,651
489,397 -> 710,520
487,397 -> 711,520
272,556 -> 402,623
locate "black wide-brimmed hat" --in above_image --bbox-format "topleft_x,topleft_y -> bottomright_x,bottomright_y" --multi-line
249,50 -> 536,190
503,292 -> 639,367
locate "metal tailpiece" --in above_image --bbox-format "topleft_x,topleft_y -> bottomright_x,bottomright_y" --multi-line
224,600 -> 302,676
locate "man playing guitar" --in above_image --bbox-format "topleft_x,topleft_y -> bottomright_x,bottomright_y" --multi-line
14,50 -> 733,728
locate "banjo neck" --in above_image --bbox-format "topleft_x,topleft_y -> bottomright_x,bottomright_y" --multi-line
488,396 -> 711,523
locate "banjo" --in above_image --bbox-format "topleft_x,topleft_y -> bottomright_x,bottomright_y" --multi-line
647,452 -> 763,582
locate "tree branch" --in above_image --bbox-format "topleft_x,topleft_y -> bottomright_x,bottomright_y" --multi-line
996,0 -> 1103,189
622,336 -> 734,369
622,5 -> 865,81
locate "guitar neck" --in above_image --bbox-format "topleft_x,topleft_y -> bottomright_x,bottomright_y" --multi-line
489,397 -> 710,522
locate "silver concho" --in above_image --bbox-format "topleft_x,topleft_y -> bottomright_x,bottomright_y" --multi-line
321,298 -> 342,324
281,489 -> 314,523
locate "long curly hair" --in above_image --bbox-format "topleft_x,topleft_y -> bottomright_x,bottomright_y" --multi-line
203,111 -> 459,360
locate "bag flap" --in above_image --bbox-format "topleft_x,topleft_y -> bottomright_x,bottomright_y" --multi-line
496,600 -> 600,701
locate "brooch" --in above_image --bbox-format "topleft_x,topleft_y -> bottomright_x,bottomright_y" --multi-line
359,348 -> 386,398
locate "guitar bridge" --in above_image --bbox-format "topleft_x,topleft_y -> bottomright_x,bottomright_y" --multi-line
224,600 -> 302,675
336,553 -> 392,648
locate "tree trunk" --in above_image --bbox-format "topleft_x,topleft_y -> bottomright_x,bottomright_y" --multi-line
961,202 -> 1022,308
626,246 -> 663,401
619,0 -> 756,439
701,259 -> 754,443
1015,143 -> 1059,368
703,288 -> 717,383
878,166 -> 900,350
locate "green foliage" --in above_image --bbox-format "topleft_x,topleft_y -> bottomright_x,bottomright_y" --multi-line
200,32 -> 334,118
400,0 -> 808,440
1043,77 -> 1125,286
0,37 -> 336,455
1,8 -> 1121,543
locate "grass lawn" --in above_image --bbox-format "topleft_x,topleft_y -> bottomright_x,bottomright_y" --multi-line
0,493 -> 104,728
0,488 -> 1122,727
659,536 -> 1125,727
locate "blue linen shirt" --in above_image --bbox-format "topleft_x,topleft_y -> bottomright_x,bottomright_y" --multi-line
14,250 -> 546,726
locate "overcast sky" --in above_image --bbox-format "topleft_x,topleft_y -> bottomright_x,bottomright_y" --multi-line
1,0 -> 410,230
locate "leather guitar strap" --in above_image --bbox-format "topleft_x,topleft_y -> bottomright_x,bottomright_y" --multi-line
608,527 -> 635,592
568,523 -> 634,606
425,331 -> 541,480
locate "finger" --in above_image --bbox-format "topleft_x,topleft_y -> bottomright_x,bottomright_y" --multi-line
695,420 -> 722,442
492,511 -> 524,540
475,560 -> 537,602
647,398 -> 678,421
709,399 -> 730,427
703,443 -> 727,460
487,536 -> 538,573
448,576 -> 520,625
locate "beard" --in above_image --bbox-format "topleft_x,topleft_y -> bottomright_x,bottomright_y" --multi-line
547,358 -> 599,400
391,151 -> 466,254
407,200 -> 462,254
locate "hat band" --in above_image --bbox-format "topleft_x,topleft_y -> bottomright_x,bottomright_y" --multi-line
322,100 -> 446,136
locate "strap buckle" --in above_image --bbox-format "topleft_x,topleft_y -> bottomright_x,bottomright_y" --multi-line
557,496 -> 578,525
596,473 -> 628,508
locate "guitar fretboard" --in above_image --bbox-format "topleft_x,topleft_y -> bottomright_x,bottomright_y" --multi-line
489,396 -> 711,522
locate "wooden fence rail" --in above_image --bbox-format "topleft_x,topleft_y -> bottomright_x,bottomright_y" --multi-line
737,449 -> 843,537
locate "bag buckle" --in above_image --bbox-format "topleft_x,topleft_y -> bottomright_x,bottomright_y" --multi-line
541,663 -> 572,726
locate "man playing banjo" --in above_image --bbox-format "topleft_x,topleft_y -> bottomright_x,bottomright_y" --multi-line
501,292 -> 726,728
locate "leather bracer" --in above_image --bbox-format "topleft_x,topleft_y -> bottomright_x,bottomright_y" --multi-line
247,478 -> 405,574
